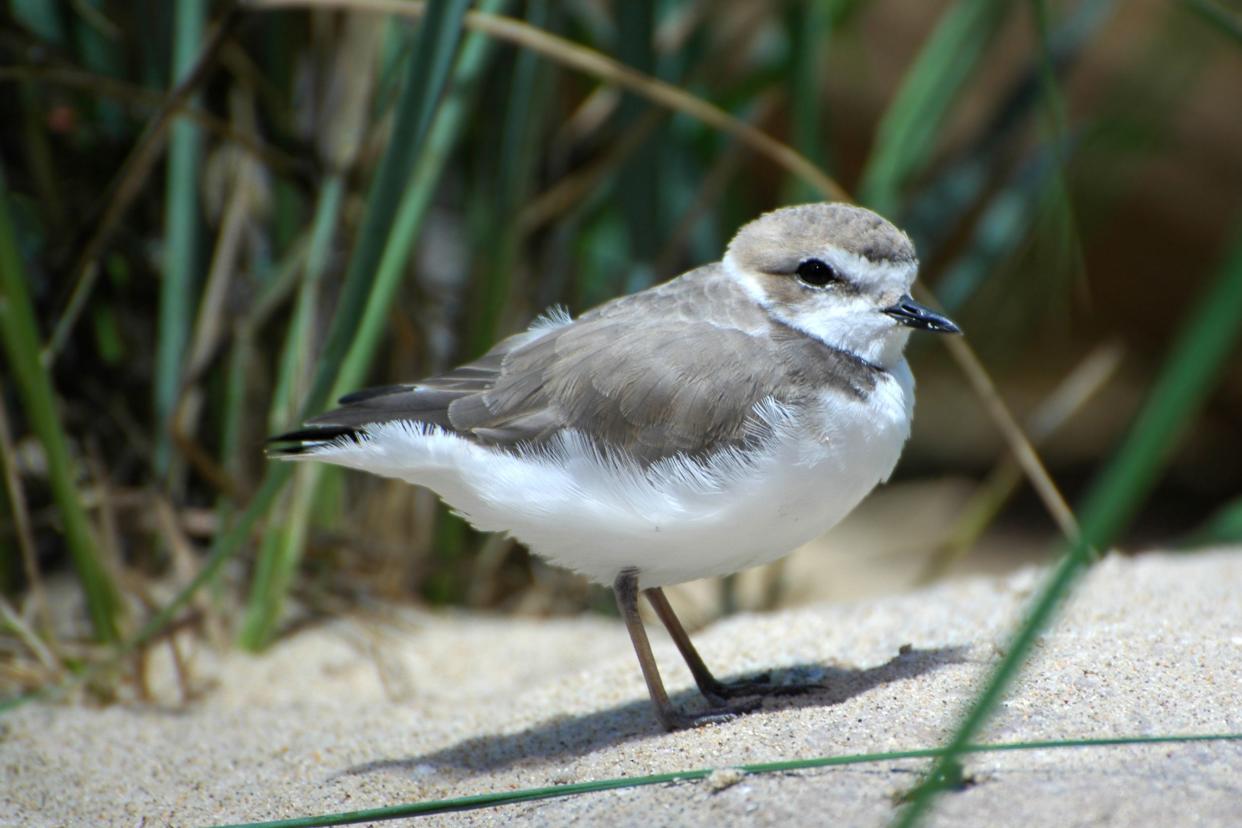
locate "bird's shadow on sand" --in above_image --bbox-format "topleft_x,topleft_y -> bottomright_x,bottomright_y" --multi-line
340,644 -> 970,778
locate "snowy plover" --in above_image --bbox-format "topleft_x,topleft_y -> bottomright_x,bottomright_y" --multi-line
271,202 -> 959,730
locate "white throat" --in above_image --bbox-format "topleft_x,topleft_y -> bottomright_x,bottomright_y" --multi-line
723,254 -> 916,370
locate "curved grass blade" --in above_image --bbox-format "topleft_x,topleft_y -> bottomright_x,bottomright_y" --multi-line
334,3 -> 505,412
294,0 -> 471,419
255,0 -> 847,201
237,0 -> 473,649
896,222 -> 1242,825
1184,0 -> 1242,45
208,733 -> 1242,827
468,0 -> 552,357
903,0 -> 1115,259
0,168 -> 123,642
237,174 -> 346,649
154,0 -> 208,476
857,0 -> 1015,216
932,135 -> 1072,313
782,0 -> 838,204
894,4 -> 1232,824
1183,496 -> 1242,548
325,0 -> 509,606
1073,225 -> 1242,545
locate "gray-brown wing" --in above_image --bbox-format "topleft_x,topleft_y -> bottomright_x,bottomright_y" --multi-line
446,313 -> 879,464
271,269 -> 724,450
270,334 -> 523,448
443,317 -> 786,462
273,270 -> 877,463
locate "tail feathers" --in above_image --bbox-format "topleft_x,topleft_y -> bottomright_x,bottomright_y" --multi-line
267,425 -> 364,457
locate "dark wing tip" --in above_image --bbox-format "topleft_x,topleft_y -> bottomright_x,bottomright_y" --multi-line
266,425 -> 363,456
337,384 -> 414,405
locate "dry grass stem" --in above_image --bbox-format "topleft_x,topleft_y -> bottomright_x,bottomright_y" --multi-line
249,0 -> 849,201
0,401 -> 51,637
44,3 -> 245,366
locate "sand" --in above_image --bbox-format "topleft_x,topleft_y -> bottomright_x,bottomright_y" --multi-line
3,548 -> 1240,827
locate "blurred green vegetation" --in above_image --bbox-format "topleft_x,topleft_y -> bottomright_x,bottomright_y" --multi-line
1,0 -> 1240,698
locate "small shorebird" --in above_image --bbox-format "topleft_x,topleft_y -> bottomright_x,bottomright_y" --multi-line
271,202 -> 960,730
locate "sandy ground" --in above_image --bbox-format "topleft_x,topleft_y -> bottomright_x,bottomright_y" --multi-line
3,548 -> 1240,827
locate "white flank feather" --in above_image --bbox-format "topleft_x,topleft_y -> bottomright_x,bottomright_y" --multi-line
280,369 -> 914,589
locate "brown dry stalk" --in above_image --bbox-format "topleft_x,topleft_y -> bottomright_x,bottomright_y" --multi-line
0,67 -> 302,175
249,0 -> 848,201
44,3 -> 245,366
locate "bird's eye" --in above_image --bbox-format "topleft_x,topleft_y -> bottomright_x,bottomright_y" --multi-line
795,258 -> 839,288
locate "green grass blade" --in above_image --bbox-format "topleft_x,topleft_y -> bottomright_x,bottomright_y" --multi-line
206,732 -> 1242,827
238,174 -> 345,649
238,0 -> 478,649
615,1 -> 660,285
903,0 -> 1114,259
893,549 -> 1087,826
1184,496 -> 1242,547
929,123 -> 1075,312
154,0 -> 208,475
329,0 -> 508,606
858,0 -> 1015,216
1073,225 -> 1242,545
467,0 -> 551,358
0,168 -> 122,642
895,219 -> 1242,826
783,1 -> 836,203
1184,0 -> 1242,45
268,176 -> 346,434
334,4 -> 503,396
294,0 -> 470,419
893,4 -> 1201,819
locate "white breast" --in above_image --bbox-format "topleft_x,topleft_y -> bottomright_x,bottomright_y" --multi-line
295,361 -> 915,589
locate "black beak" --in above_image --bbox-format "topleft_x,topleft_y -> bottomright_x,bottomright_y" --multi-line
883,295 -> 961,334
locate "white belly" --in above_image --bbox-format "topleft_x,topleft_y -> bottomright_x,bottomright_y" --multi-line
296,365 -> 915,588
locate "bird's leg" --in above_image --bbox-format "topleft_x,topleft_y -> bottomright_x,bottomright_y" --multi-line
614,569 -> 756,730
643,586 -> 824,702
641,585 -> 738,702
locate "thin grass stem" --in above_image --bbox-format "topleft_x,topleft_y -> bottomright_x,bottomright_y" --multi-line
858,0 -> 1014,215
249,0 -> 848,201
0,169 -> 123,642
45,3 -> 243,367
208,732 -> 1242,827
238,174 -> 344,649
238,0 -> 477,648
154,0 -> 209,475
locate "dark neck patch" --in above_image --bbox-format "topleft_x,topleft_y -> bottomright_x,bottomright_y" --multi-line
766,316 -> 882,402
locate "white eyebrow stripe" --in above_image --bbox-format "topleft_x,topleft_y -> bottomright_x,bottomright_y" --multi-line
815,247 -> 915,288
728,245 -> 916,295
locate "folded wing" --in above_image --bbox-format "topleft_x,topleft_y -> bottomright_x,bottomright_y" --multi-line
270,271 -> 874,465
